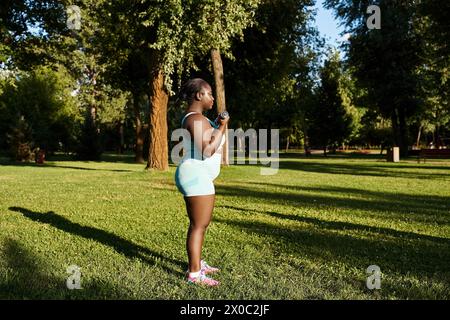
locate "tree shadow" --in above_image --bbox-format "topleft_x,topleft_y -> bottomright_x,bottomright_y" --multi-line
0,238 -> 132,299
36,152 -> 137,164
218,205 -> 450,246
212,216 -> 450,298
279,151 -> 450,164
248,183 -> 450,215
0,161 -> 135,172
215,184 -> 450,225
8,207 -> 185,278
278,151 -> 386,160
279,160 -> 450,179
0,238 -> 63,299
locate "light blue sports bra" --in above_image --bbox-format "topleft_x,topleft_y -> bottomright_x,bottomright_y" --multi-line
181,112 -> 219,160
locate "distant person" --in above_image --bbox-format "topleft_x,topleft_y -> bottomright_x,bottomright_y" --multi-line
35,148 -> 45,164
175,78 -> 229,286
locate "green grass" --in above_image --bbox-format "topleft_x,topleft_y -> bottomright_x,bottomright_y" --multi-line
1,152 -> 449,299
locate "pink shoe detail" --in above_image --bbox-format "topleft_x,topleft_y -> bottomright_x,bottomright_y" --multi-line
186,272 -> 219,287
201,260 -> 220,274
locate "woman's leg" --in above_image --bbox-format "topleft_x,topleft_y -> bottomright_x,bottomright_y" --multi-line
184,194 -> 215,273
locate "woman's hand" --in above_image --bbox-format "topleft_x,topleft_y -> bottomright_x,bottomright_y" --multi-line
218,113 -> 230,127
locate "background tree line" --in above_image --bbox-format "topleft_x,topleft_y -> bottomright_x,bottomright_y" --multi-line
1,0 -> 449,166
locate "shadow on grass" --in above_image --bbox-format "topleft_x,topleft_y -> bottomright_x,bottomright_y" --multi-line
278,151 -> 386,160
278,160 -> 450,179
8,207 -> 185,278
218,205 -> 450,246
0,151 -> 143,171
213,215 -> 450,299
216,184 -> 450,225
250,183 -> 449,213
0,238 -> 132,299
0,161 -> 136,173
45,152 -> 137,164
279,150 -> 450,163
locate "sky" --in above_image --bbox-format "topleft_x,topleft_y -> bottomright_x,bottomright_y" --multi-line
313,0 -> 348,47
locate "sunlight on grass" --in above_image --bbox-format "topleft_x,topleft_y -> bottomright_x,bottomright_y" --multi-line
1,153 -> 449,299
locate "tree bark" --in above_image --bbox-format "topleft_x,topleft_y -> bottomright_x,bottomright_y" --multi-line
118,121 -> 124,154
391,107 -> 408,157
133,92 -> 145,163
391,108 -> 400,149
211,48 -> 229,165
301,114 -> 311,156
416,124 -> 423,149
398,107 -> 408,156
146,70 -> 169,171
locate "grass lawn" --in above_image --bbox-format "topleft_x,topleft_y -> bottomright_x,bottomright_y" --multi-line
0,152 -> 449,299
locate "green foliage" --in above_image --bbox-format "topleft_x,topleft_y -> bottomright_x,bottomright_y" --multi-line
223,0 -> 318,131
2,0 -> 449,155
356,109 -> 393,149
308,52 -> 354,151
414,1 -> 450,146
0,0 -> 67,68
75,110 -> 102,160
93,0 -> 260,95
0,65 -> 81,158
325,0 -> 425,154
6,116 -> 35,161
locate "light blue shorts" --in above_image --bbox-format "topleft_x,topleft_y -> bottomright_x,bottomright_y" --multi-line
175,159 -> 215,197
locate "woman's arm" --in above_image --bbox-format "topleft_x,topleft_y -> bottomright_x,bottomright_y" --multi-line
186,114 -> 228,158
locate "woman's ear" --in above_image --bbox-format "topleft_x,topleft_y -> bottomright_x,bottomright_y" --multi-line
195,91 -> 203,101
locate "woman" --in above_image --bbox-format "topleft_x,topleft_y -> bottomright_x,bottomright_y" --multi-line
175,78 -> 229,286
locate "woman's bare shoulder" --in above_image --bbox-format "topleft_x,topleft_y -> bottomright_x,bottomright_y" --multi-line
185,113 -> 211,129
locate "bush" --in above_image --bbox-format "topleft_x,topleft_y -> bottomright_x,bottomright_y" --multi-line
6,116 -> 35,161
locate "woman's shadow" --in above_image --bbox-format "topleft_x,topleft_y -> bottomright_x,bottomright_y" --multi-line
8,206 -> 185,277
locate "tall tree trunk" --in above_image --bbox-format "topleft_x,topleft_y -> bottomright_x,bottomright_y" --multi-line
211,48 -> 229,165
118,121 -> 124,154
391,108 -> 400,147
398,107 -> 408,156
304,135 -> 311,156
436,125 -> 442,148
133,92 -> 145,163
391,107 -> 408,157
301,114 -> 311,156
146,70 -> 169,171
416,124 -> 423,149
90,106 -> 96,123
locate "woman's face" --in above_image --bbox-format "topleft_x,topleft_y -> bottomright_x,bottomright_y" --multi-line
199,85 -> 214,110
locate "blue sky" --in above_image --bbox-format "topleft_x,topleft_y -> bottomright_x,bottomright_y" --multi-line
313,0 -> 347,47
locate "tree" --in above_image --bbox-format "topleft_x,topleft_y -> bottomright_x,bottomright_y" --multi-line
1,0 -> 66,69
0,65 -> 80,159
325,0 -> 424,156
308,51 -> 353,155
187,1 -> 260,165
94,0 -> 260,170
222,0 -> 319,149
415,1 -> 450,147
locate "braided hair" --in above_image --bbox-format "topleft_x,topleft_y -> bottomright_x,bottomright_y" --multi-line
178,78 -> 210,105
